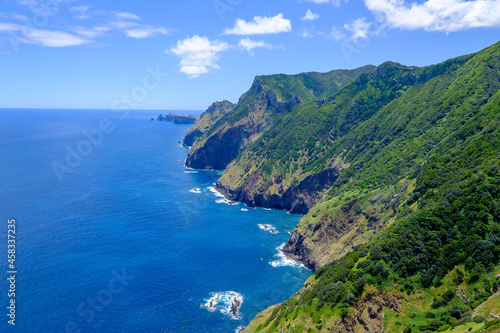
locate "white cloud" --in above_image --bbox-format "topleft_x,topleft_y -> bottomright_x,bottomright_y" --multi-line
70,5 -> 89,13
16,0 -> 37,8
124,26 -> 168,39
344,17 -> 371,41
0,22 -> 90,47
73,25 -> 111,39
238,37 -> 275,55
223,14 -> 292,35
72,13 -> 170,40
328,18 -> 372,42
0,7 -> 169,51
302,9 -> 320,20
365,0 -> 500,32
116,12 -> 140,21
70,5 -> 91,20
330,26 -> 346,41
298,26 -> 324,38
304,0 -> 342,6
169,36 -> 229,78
11,13 -> 28,21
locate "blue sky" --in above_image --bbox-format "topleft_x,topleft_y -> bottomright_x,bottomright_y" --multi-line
0,0 -> 499,110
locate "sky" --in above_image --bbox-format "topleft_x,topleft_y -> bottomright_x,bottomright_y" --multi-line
0,0 -> 499,111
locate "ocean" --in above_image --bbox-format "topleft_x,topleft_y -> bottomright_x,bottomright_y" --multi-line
0,109 -> 311,333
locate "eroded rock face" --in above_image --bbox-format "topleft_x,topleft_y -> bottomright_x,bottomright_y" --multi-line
185,82 -> 302,170
344,291 -> 401,333
185,124 -> 252,170
282,231 -> 316,271
183,128 -> 203,147
265,88 -> 303,113
217,167 -> 341,215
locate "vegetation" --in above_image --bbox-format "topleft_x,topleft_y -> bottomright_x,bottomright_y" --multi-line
240,41 -> 500,332
185,66 -> 375,170
185,41 -> 500,332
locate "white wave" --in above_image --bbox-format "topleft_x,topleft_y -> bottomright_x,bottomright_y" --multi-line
184,171 -> 198,174
269,244 -> 306,269
209,186 -> 239,205
208,186 -> 225,197
201,291 -> 243,320
263,208 -> 272,211
189,188 -> 202,194
257,224 -> 279,234
241,208 -> 248,212
215,198 -> 239,205
235,326 -> 245,333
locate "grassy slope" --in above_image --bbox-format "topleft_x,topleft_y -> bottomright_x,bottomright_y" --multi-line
242,42 -> 500,332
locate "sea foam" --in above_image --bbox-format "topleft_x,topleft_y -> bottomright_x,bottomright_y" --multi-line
269,244 -> 307,269
201,291 -> 243,320
208,186 -> 239,205
258,224 -> 279,234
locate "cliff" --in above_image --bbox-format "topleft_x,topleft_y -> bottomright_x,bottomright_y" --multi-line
240,41 -> 500,332
185,66 -> 375,170
183,41 -> 500,333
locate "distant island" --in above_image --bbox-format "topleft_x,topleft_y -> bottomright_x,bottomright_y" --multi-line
155,113 -> 200,124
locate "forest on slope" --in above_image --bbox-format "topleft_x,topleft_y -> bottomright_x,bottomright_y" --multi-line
186,41 -> 500,332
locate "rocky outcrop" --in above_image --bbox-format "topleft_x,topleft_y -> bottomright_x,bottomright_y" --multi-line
185,124 -> 255,170
217,167 -> 341,214
282,204 -> 362,271
157,113 -> 199,124
183,100 -> 235,146
185,80 -> 303,170
344,291 -> 402,333
263,82 -> 303,112
282,185 -> 405,271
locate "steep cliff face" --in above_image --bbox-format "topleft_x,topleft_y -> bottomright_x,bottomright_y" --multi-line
183,100 -> 235,146
217,167 -> 340,213
237,42 -> 500,333
185,79 -> 275,170
282,182 -> 412,271
186,122 -> 261,170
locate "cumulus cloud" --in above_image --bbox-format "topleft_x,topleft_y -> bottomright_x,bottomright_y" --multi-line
344,17 -> 371,41
169,35 -> 229,78
302,9 -> 320,20
365,0 -> 500,32
223,14 -> 292,35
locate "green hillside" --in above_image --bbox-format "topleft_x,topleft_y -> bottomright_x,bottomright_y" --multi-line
185,66 -> 374,170
185,41 -> 500,332
241,42 -> 500,332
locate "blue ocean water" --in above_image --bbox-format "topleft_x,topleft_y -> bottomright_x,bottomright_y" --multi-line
0,109 -> 310,333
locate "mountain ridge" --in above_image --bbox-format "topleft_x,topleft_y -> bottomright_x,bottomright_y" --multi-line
184,41 -> 500,332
